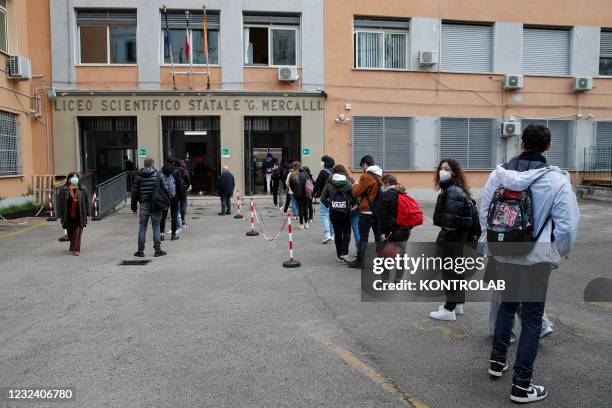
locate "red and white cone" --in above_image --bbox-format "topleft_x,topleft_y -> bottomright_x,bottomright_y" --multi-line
283,211 -> 301,268
246,198 -> 259,236
47,192 -> 57,221
234,189 -> 243,219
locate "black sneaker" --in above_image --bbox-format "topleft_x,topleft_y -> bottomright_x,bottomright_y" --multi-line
511,379 -> 547,403
133,251 -> 145,257
488,358 -> 508,378
347,260 -> 363,269
160,234 -> 165,241
217,212 -> 225,216
154,250 -> 167,257
171,235 -> 179,241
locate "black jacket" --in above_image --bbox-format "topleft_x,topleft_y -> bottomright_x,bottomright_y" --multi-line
433,181 -> 472,243
289,170 -> 307,198
377,187 -> 411,242
503,150 -> 547,171
178,166 -> 191,195
131,167 -> 158,211
313,168 -> 332,198
217,171 -> 235,197
162,164 -> 185,202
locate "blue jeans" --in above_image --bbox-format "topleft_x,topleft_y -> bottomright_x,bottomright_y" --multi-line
179,199 -> 187,224
351,209 -> 360,251
138,203 -> 161,252
357,213 -> 381,261
489,292 -> 553,337
319,202 -> 334,238
291,195 -> 298,216
491,262 -> 551,381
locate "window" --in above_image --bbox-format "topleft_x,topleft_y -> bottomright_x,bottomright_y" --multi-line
440,22 -> 493,73
600,30 -> 612,76
523,27 -> 570,76
596,121 -> 612,148
439,118 -> 495,169
0,0 -> 7,53
77,9 -> 137,64
521,119 -> 573,169
243,13 -> 300,66
353,17 -> 408,70
0,111 -> 20,177
161,9 -> 220,65
352,116 -> 412,170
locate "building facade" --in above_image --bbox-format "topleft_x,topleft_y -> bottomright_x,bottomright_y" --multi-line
0,0 -> 53,205
324,0 -> 612,198
50,0 -> 324,195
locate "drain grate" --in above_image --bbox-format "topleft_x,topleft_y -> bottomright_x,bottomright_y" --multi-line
191,217 -> 200,219
120,260 -> 151,266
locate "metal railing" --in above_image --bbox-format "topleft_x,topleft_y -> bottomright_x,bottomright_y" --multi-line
93,171 -> 129,220
581,146 -> 612,187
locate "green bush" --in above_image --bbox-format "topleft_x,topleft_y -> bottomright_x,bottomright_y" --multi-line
0,202 -> 48,217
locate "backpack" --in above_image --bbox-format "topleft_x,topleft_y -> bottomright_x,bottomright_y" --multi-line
466,199 -> 482,247
329,188 -> 351,215
396,193 -> 424,228
152,173 -> 171,211
161,173 -> 176,198
486,172 -> 549,256
305,178 -> 315,199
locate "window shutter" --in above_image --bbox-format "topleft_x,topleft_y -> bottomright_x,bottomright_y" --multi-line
161,10 -> 220,30
352,117 -> 383,168
440,118 -> 469,168
77,9 -> 137,25
601,31 -> 612,58
384,117 -> 411,170
596,121 -> 612,148
467,119 -> 494,169
354,17 -> 409,30
243,13 -> 300,26
523,28 -> 570,76
441,23 -> 492,73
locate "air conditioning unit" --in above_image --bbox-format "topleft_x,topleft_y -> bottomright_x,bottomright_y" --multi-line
501,121 -> 521,137
572,77 -> 593,92
278,66 -> 299,82
503,74 -> 523,90
418,50 -> 438,66
8,55 -> 32,80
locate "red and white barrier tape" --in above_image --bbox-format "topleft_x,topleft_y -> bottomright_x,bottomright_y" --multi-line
253,209 -> 287,241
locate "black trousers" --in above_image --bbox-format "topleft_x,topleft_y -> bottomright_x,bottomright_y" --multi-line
160,198 -> 179,235
296,196 -> 308,225
330,212 -> 351,257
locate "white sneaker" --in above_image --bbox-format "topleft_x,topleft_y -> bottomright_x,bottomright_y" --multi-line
305,222 -> 309,229
166,229 -> 173,234
339,255 -> 351,263
299,224 -> 304,230
455,304 -> 464,315
429,306 -> 456,321
540,326 -> 554,338
176,228 -> 182,234
321,235 -> 332,244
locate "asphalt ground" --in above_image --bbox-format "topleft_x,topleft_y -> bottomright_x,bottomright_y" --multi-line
0,197 -> 611,408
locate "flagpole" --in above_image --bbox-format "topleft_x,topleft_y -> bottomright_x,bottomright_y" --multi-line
203,5 -> 211,89
163,6 -> 176,89
185,10 -> 192,89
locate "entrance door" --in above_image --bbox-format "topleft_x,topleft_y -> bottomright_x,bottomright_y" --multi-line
244,116 -> 301,195
162,116 -> 220,195
79,117 -> 137,189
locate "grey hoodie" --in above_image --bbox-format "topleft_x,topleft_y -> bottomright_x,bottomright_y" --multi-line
479,164 -> 580,267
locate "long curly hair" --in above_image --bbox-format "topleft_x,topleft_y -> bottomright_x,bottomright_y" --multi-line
434,159 -> 471,199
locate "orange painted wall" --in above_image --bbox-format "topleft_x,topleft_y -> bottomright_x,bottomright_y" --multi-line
0,0 -> 53,200
243,67 -> 303,91
160,66 -> 222,90
323,0 -> 612,191
75,66 -> 139,90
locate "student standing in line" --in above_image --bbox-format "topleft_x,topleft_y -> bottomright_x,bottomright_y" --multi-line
313,155 -> 336,244
430,159 -> 473,321
481,124 -> 579,403
57,172 -> 90,256
217,165 -> 235,216
176,159 -> 191,229
287,161 -> 309,229
271,165 -> 281,207
347,155 -> 383,269
262,152 -> 277,194
302,166 -> 315,223
159,158 -> 179,241
320,165 -> 354,263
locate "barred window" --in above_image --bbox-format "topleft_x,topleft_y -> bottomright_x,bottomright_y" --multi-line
352,116 -> 412,170
439,118 -> 496,169
521,119 -> 573,169
354,17 -> 409,70
0,111 -> 20,176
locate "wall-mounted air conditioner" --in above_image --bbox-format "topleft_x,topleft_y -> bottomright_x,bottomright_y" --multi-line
278,66 -> 299,82
501,121 -> 521,137
572,77 -> 593,92
503,74 -> 523,90
8,55 -> 32,80
418,50 -> 438,66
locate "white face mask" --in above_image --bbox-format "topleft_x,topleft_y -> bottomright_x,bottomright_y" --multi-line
70,176 -> 79,185
439,170 -> 452,182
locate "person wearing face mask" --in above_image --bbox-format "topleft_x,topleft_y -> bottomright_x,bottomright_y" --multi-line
430,159 -> 473,321
56,172 -> 90,256
313,155 -> 336,244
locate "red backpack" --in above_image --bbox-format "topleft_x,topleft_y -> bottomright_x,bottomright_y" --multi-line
396,193 -> 424,228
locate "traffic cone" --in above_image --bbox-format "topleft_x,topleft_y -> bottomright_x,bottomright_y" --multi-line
234,189 -> 243,219
283,211 -> 301,268
246,198 -> 259,236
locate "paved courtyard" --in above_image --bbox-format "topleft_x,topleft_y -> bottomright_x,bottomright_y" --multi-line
0,198 -> 611,407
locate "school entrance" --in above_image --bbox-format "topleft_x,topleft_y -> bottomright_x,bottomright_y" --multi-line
162,116 -> 220,195
244,116 -> 301,195
79,116 -> 138,186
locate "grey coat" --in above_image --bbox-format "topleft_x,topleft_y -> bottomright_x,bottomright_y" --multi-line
57,185 -> 91,228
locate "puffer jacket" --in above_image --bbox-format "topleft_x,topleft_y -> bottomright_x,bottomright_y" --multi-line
378,187 -> 411,242
352,165 -> 383,213
433,180 -> 473,243
320,175 -> 354,210
131,167 -> 157,211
